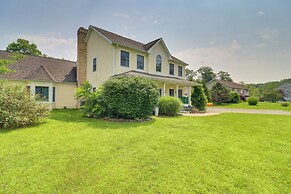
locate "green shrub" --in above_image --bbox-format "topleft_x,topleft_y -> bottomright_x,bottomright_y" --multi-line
76,77 -> 159,119
211,82 -> 230,104
281,102 -> 289,107
0,82 -> 48,128
191,86 -> 207,111
202,81 -> 211,102
158,96 -> 183,116
262,90 -> 282,102
248,96 -> 258,106
229,91 -> 240,103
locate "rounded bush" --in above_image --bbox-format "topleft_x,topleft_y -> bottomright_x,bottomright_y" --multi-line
281,102 -> 289,107
0,82 -> 48,128
158,96 -> 183,116
248,96 -> 258,106
101,76 -> 159,119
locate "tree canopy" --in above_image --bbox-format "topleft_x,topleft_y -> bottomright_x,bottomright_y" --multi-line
217,71 -> 233,82
6,38 -> 42,56
185,68 -> 197,81
197,66 -> 216,83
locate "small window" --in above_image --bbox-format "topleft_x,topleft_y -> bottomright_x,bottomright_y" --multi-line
156,55 -> 162,72
53,87 -> 56,102
121,50 -> 129,67
137,55 -> 144,70
169,89 -> 175,96
169,63 -> 174,75
178,89 -> 183,98
35,86 -> 49,101
178,66 -> 182,77
93,58 -> 97,72
92,87 -> 96,92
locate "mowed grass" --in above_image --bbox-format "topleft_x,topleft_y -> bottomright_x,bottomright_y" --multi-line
215,101 -> 291,111
0,110 -> 290,193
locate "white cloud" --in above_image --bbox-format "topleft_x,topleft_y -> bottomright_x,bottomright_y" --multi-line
258,29 -> 279,43
257,11 -> 265,16
209,41 -> 215,45
141,15 -> 159,24
174,40 -> 242,70
9,33 -> 76,60
255,43 -> 267,48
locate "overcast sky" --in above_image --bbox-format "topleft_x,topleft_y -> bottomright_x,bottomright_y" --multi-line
0,0 -> 290,83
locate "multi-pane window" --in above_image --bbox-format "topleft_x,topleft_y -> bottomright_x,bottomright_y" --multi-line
121,50 -> 129,67
137,55 -> 144,70
35,86 -> 49,101
156,55 -> 162,72
178,66 -> 182,77
169,89 -> 175,96
169,63 -> 174,75
93,58 -> 97,72
159,89 -> 162,96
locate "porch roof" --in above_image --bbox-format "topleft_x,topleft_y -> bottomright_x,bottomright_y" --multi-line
113,70 -> 201,86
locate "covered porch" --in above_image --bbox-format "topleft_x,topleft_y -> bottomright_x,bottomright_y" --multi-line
113,70 -> 200,106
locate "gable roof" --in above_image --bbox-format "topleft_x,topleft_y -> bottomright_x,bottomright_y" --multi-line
208,79 -> 247,89
88,25 -> 188,65
0,50 -> 77,83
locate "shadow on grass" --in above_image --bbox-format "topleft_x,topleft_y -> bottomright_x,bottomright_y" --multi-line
49,109 -> 157,130
0,120 -> 47,134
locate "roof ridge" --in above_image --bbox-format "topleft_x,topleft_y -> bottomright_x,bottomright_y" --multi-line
25,65 -> 57,82
90,25 -> 146,45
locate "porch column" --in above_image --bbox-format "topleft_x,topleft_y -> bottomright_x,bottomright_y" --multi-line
48,84 -> 53,110
176,84 -> 179,98
163,82 -> 166,96
30,83 -> 35,96
188,85 -> 192,106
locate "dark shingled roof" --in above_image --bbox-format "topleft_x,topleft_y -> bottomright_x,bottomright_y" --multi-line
0,50 -> 77,83
216,79 -> 247,89
90,26 -> 188,65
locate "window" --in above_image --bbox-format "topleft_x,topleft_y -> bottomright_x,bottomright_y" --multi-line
156,55 -> 162,72
93,58 -> 97,72
169,63 -> 174,75
178,89 -> 183,98
137,55 -> 144,70
169,89 -> 174,96
53,87 -> 55,102
121,50 -> 129,67
35,86 -> 49,101
178,66 -> 182,77
92,87 -> 96,92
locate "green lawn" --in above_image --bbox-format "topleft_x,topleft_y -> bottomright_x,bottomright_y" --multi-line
214,102 -> 291,111
0,110 -> 290,193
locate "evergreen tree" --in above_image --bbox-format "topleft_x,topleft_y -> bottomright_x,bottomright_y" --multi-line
191,86 -> 207,111
202,81 -> 211,102
211,82 -> 230,103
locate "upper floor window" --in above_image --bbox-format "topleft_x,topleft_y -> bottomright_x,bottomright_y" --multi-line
137,54 -> 144,70
156,55 -> 162,72
93,58 -> 97,72
178,66 -> 182,77
121,50 -> 129,67
169,63 -> 174,75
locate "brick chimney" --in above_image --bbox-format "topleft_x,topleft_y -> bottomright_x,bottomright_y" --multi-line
77,27 -> 88,86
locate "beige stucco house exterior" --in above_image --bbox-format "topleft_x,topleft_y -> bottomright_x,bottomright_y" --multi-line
0,50 -> 78,109
77,25 -> 199,105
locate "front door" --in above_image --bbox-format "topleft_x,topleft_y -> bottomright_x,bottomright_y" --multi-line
169,89 -> 174,96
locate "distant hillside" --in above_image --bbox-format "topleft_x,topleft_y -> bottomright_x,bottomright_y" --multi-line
247,78 -> 291,97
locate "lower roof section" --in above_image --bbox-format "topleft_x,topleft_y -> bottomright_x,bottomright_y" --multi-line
113,70 -> 201,86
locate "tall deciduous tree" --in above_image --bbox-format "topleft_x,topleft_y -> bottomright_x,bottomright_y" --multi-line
185,68 -> 197,81
197,66 -> 216,83
6,38 -> 42,56
217,71 -> 233,82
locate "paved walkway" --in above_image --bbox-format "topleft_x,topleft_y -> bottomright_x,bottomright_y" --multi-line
182,107 -> 291,116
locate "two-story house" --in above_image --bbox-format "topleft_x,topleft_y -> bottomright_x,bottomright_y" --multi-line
77,25 -> 199,106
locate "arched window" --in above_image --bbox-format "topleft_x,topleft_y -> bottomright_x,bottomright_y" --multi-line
156,55 -> 162,72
